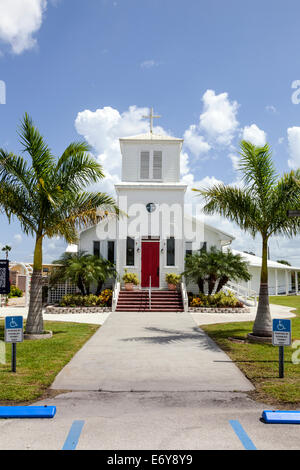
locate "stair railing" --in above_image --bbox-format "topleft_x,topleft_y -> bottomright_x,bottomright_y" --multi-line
149,276 -> 152,311
181,278 -> 189,312
112,280 -> 120,312
224,281 -> 258,307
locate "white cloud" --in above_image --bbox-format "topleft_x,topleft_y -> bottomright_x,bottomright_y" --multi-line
0,0 -> 59,55
265,105 -> 277,113
183,125 -> 211,157
140,60 -> 161,69
13,234 -> 22,244
228,152 -> 240,171
242,124 -> 267,147
0,0 -> 47,54
199,90 -> 239,146
287,126 -> 300,169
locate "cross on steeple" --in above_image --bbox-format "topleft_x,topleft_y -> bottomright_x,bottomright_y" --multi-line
143,107 -> 161,134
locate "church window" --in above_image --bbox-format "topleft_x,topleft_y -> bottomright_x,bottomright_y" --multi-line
108,241 -> 115,263
93,241 -> 100,258
167,237 -> 175,266
140,151 -> 150,179
153,151 -> 162,179
126,237 -> 135,266
185,242 -> 193,257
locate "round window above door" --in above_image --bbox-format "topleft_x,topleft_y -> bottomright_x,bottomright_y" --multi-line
146,203 -> 157,213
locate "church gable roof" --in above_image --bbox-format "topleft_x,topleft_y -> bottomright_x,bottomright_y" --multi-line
119,132 -> 183,142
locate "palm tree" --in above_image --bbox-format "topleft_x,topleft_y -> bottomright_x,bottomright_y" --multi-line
1,245 -> 11,260
183,247 -> 250,294
50,252 -> 117,295
183,251 -> 208,293
195,141 -> 300,338
0,114 -> 119,335
214,248 -> 251,293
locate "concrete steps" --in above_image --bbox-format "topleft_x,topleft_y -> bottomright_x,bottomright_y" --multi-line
116,290 -> 184,312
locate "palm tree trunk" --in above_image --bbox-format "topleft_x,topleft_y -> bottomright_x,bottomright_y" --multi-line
216,276 -> 229,293
25,234 -> 44,335
96,280 -> 104,296
253,236 -> 272,337
197,279 -> 204,294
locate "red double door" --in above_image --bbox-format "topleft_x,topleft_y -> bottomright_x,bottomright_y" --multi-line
141,241 -> 160,288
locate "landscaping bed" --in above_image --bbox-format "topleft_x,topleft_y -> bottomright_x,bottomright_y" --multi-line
189,307 -> 250,313
188,291 -> 248,313
46,305 -> 111,314
0,320 -> 99,403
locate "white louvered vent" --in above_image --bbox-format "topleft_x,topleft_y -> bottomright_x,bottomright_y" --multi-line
140,151 -> 150,179
153,151 -> 162,179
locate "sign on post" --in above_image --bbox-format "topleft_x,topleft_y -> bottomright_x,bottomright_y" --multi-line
4,316 -> 23,373
0,260 -> 10,295
272,319 -> 292,379
272,319 -> 292,346
4,316 -> 24,343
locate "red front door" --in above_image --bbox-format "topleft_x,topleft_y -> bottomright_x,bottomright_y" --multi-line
141,241 -> 160,288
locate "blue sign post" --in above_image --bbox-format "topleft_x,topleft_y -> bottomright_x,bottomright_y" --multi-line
272,319 -> 291,379
4,316 -> 24,373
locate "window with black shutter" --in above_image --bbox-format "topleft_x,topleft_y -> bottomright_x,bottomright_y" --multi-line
93,241 -> 100,258
167,237 -> 175,266
126,237 -> 135,266
108,241 -> 115,263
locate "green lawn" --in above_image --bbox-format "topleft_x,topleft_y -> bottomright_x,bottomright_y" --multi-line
201,296 -> 300,407
0,321 -> 99,403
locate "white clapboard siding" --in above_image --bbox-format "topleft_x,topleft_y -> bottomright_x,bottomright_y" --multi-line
153,151 -> 162,179
140,151 -> 150,179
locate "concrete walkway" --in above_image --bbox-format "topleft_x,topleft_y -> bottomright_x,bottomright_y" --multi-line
51,312 -> 253,392
0,303 -> 295,326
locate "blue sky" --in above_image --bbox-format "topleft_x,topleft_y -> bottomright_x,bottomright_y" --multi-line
1,0 -> 300,264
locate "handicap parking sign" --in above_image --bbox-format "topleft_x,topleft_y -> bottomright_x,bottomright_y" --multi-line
272,319 -> 291,346
4,316 -> 24,343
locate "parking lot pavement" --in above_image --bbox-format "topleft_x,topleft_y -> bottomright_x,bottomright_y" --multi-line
0,391 -> 299,450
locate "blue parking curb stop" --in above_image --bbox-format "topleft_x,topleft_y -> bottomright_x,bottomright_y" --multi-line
0,406 -> 56,419
262,410 -> 300,424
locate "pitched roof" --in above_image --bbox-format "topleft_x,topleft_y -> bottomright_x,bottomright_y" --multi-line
120,132 -> 183,142
227,248 -> 300,271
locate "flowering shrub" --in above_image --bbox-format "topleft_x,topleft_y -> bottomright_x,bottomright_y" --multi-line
98,289 -> 112,307
189,291 -> 244,308
59,290 -> 113,308
60,294 -> 101,307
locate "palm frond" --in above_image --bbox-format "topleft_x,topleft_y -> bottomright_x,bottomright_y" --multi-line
195,184 -> 261,237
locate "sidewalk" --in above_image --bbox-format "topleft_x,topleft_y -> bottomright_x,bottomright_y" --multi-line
51,311 -> 254,392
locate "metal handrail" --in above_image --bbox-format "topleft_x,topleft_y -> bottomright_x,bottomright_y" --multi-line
149,276 -> 152,311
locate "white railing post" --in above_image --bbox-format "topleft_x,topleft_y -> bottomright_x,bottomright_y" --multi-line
112,281 -> 120,312
149,276 -> 151,310
181,279 -> 188,312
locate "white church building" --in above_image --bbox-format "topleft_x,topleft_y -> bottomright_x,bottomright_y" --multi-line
78,111 -> 300,309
